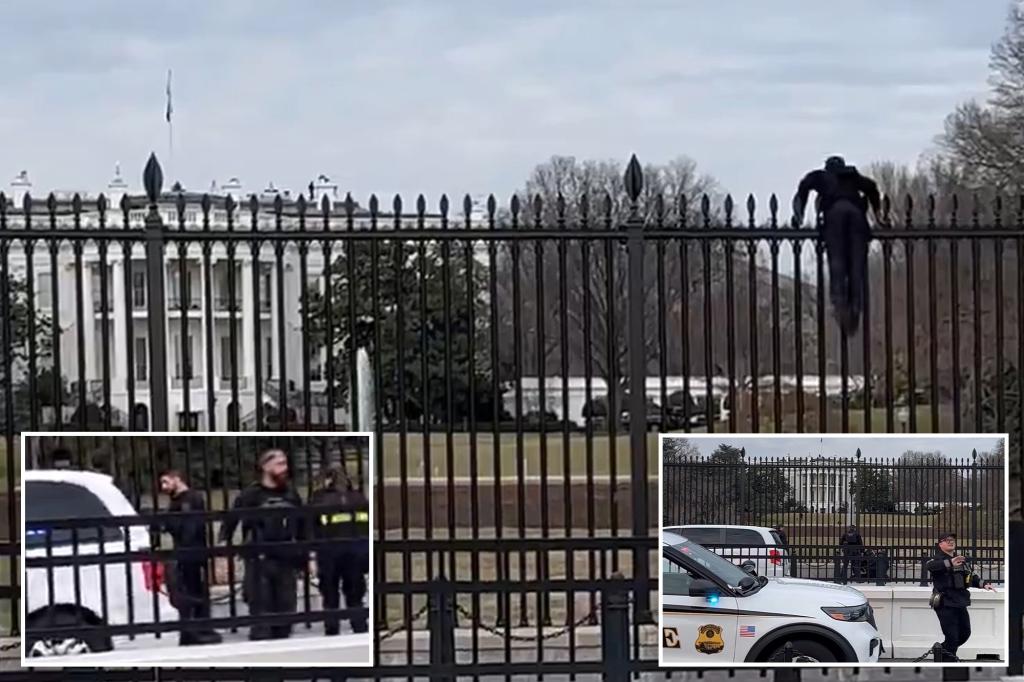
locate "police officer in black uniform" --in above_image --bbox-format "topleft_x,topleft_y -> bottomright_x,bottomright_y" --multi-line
219,448 -> 308,641
158,469 -> 222,646
791,156 -> 882,334
926,531 -> 997,661
838,524 -> 863,584
309,467 -> 369,634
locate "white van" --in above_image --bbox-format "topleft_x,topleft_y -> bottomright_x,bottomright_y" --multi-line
661,531 -> 881,664
23,470 -> 178,657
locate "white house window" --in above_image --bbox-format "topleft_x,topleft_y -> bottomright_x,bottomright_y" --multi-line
132,271 -> 147,308
135,337 -> 148,382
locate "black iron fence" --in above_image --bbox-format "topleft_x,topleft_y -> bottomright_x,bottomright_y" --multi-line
0,153 -> 1021,677
663,448 -> 1005,581
675,543 -> 1005,585
23,504 -> 369,651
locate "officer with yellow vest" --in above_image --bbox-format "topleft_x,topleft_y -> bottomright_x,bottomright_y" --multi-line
310,467 -> 369,634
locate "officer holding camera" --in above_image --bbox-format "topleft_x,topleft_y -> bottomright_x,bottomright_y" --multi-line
926,531 -> 997,661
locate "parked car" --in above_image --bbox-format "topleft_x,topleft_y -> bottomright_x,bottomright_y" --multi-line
664,525 -> 790,578
661,531 -> 882,664
23,470 -> 178,657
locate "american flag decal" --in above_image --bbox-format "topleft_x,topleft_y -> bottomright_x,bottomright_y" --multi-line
739,625 -> 756,637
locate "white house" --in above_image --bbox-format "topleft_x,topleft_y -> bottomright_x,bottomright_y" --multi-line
4,167 -> 444,431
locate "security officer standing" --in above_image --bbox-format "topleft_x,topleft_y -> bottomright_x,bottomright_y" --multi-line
158,469 -> 223,646
309,467 -> 369,634
926,531 -> 996,661
838,524 -> 863,584
219,448 -> 308,641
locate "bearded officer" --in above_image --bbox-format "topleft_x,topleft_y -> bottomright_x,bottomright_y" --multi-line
219,448 -> 308,640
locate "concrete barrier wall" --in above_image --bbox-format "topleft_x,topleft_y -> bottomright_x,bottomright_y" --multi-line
859,585 -> 1006,660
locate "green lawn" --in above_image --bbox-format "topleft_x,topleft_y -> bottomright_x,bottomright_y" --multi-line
723,405 -> 942,434
378,433 -> 662,480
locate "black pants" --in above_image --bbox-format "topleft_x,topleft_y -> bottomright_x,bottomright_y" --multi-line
172,561 -> 221,644
821,200 -> 870,334
936,605 -> 972,659
838,551 -> 860,583
319,554 -> 368,634
244,558 -> 298,640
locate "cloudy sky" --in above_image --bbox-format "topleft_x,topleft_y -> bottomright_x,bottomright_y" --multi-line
677,435 -> 1004,461
0,1 -> 1011,212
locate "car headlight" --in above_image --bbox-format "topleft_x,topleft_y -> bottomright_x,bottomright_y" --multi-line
821,604 -> 870,622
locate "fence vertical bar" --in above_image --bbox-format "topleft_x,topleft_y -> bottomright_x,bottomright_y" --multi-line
143,154 -> 170,431
624,156 -> 651,622
428,576 -> 455,682
601,572 -> 630,682
1009,519 -> 1023,675
970,448 -> 978,563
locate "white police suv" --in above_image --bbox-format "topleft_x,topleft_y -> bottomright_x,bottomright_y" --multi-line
24,470 -> 178,657
661,530 -> 882,664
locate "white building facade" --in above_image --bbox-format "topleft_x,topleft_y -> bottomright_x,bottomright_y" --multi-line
4,167 -> 444,431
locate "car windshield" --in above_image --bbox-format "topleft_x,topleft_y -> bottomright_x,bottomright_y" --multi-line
25,480 -> 125,549
663,530 -> 751,589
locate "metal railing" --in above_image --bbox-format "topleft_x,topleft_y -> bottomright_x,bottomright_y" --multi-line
23,506 -> 368,665
0,153 -> 1022,678
681,542 -> 1005,585
663,449 -> 1005,558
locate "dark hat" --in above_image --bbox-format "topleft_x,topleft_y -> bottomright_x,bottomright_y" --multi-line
938,531 -> 957,542
824,155 -> 846,172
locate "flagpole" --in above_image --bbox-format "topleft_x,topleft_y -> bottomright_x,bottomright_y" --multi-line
166,69 -> 173,183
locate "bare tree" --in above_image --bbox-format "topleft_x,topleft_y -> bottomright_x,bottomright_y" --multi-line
494,155 -> 726,405
894,451 -> 967,508
935,3 -> 1024,192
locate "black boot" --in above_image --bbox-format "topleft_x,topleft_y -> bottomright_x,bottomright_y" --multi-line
194,630 -> 223,645
249,626 -> 274,641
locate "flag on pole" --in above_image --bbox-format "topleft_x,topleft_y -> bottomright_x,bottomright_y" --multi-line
165,69 -> 173,123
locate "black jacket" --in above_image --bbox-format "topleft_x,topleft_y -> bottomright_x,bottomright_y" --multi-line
218,482 -> 307,564
308,486 -> 369,560
839,530 -> 863,554
795,166 -> 881,217
163,490 -> 208,558
926,544 -> 986,608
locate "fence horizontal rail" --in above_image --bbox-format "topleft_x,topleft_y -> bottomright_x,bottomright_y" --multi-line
25,541 -> 368,568
697,543 -> 1005,584
376,536 -> 656,552
27,606 -> 368,641
26,502 -> 371,528
5,226 -> 1024,241
375,577 -> 653,596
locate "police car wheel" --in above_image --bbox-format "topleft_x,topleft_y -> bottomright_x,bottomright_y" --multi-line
26,611 -> 111,657
767,639 -> 837,663
28,637 -> 93,657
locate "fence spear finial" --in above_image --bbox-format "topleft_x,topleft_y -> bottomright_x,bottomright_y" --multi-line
143,153 -> 163,207
624,155 -> 643,219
